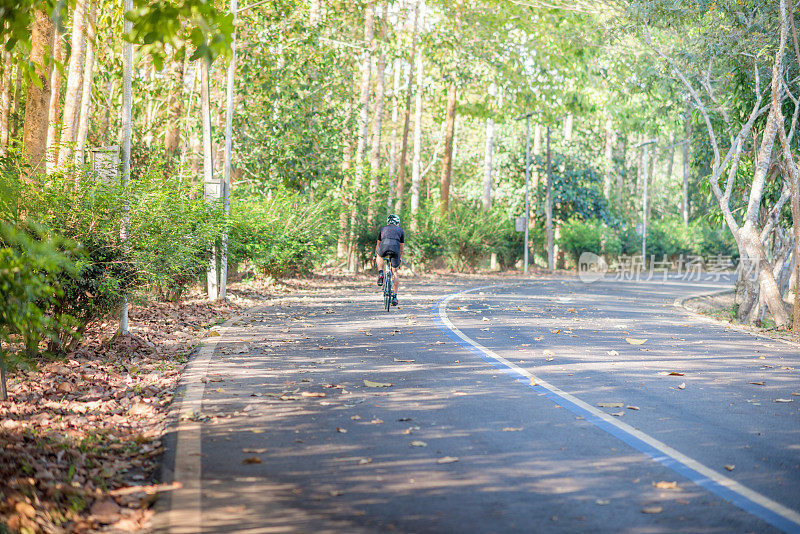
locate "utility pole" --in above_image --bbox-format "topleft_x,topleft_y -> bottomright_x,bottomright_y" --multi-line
220,0 -> 238,300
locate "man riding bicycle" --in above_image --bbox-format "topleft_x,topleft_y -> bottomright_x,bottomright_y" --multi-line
376,214 -> 405,307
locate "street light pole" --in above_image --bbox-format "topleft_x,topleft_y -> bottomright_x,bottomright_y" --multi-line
524,115 -> 530,275
546,125 -> 553,271
634,138 -> 658,262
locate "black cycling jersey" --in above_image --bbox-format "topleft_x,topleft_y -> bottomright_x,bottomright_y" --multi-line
377,225 -> 405,246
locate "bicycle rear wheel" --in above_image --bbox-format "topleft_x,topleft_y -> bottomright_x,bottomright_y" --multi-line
384,271 -> 392,312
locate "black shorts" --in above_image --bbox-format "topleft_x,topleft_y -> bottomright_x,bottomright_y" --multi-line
378,243 -> 401,268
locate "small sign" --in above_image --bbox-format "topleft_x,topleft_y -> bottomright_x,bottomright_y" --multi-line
515,216 -> 527,232
204,180 -> 222,200
635,222 -> 644,236
90,146 -> 119,182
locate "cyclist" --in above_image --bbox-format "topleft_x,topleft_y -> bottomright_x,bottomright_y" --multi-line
376,214 -> 405,306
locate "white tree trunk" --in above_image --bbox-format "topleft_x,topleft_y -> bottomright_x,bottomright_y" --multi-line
367,8 -> 387,220
409,49 -> 424,232
57,0 -> 88,168
74,0 -> 97,168
563,113 -> 573,143
387,57 -> 400,210
481,84 -> 496,211
0,53 -> 13,156
603,118 -> 614,199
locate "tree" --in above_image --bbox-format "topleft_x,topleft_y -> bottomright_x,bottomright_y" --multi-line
57,0 -> 88,169
438,0 -> 464,215
23,8 -> 55,174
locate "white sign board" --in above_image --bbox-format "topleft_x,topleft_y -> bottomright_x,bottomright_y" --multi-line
515,216 -> 527,232
90,146 -> 120,182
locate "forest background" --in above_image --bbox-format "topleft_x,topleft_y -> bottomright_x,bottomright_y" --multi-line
2,0 -> 800,383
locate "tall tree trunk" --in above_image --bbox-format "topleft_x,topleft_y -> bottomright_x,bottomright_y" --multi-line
23,9 -> 55,174
0,54 -> 13,156
46,28 -> 63,172
337,95 -> 354,258
347,1 -> 375,272
603,118 -> 614,199
395,0 -> 420,213
617,133 -> 627,202
367,5 -> 387,221
309,0 -> 321,25
409,48 -> 423,232
635,133 -> 643,193
533,122 -> 541,156
482,83 -> 495,211
665,131 -> 675,184
682,109 -> 691,225
438,0 -> 463,216
563,113 -> 573,143
387,57 -> 400,210
165,47 -> 185,156
74,0 -> 97,168
57,0 -> 88,168
11,67 -> 21,139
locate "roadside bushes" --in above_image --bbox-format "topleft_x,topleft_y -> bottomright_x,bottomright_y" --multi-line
406,202 -> 521,272
558,218 -> 620,268
228,189 -> 335,277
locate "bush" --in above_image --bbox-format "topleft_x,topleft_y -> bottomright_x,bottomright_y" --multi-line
0,223 -> 76,386
558,218 -> 620,268
127,168 -> 224,300
229,189 -> 335,278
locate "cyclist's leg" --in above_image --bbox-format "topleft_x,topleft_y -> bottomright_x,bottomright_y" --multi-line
376,252 -> 385,285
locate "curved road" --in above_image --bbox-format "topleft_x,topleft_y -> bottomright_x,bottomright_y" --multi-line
157,275 -> 800,534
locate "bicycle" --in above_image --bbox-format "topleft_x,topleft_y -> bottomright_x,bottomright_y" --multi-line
382,264 -> 394,312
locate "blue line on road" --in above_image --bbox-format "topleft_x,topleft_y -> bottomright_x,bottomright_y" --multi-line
431,283 -> 800,534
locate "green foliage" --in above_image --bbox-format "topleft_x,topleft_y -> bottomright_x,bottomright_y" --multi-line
406,202 -> 522,272
126,0 -> 234,68
127,167 -> 224,301
228,189 -> 335,278
558,218 -> 620,267
0,222 -> 75,383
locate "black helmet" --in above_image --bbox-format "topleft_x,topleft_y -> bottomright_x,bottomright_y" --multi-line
387,214 -> 400,226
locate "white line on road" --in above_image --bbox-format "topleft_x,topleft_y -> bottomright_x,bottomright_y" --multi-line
435,283 -> 800,534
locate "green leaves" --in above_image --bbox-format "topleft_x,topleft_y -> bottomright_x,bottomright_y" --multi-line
125,0 -> 234,69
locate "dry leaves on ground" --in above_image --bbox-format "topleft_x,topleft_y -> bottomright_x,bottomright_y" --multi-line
0,297 -> 242,533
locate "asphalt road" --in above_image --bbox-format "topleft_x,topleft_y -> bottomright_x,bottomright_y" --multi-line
158,274 -> 800,533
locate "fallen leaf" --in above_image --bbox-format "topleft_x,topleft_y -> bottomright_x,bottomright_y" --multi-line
668,372 -> 684,376
437,456 -> 459,464
358,458 -> 372,465
597,402 -> 624,408
301,391 -> 326,398
370,419 -> 383,424
641,506 -> 662,514
653,481 -> 678,490
626,338 -> 647,345
611,411 -> 625,417
337,427 -> 348,433
596,499 -> 610,505
606,350 -> 619,356
350,415 -> 362,420
90,499 -> 122,524
627,405 -> 640,411
243,457 -> 262,464
329,490 -> 342,497
749,381 -> 765,386
242,448 -> 267,454
394,358 -> 414,363
543,349 -> 555,356
410,440 -> 427,447
550,329 -> 561,334
364,380 -> 392,388
14,502 -> 35,519
677,383 -> 686,389
57,381 -> 73,393
774,398 -> 794,403
724,464 -> 735,471
502,427 -> 523,432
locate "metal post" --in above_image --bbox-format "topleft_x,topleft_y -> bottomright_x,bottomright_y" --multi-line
546,125 -> 554,271
642,143 -> 649,262
524,115 -> 530,274
220,0 -> 238,300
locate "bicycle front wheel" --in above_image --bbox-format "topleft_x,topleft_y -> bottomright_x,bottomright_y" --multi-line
384,272 -> 392,312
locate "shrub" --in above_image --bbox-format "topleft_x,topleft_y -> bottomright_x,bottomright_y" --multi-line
558,218 -> 620,268
229,189 -> 335,278
127,168 -> 225,300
